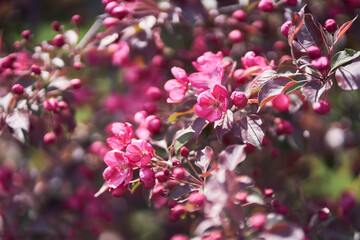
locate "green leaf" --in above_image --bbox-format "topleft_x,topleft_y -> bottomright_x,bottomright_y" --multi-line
173,128 -> 195,153
330,49 -> 360,72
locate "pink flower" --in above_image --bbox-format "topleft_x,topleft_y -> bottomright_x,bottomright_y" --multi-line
139,168 -> 155,189
125,139 -> 154,167
192,51 -> 223,73
164,67 -> 189,103
189,64 -> 224,91
103,150 -> 133,188
106,122 -> 134,151
241,51 -> 269,69
112,42 -> 130,67
194,85 -> 229,122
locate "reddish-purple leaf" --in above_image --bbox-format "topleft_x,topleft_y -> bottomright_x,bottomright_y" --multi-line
195,146 -> 214,173
288,12 -> 304,48
335,61 -> 360,90
257,76 -> 297,111
233,114 -> 264,149
191,117 -> 208,138
301,80 -> 332,103
335,16 -> 358,44
245,70 -> 277,97
214,110 -> 233,141
219,144 -> 246,171
169,184 -> 192,200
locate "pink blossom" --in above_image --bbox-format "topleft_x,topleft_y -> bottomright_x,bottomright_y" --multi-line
139,168 -> 155,189
103,150 -> 133,188
241,51 -> 269,69
192,51 -> 223,73
106,122 -> 134,150
125,139 -> 154,167
194,85 -> 229,122
189,64 -> 224,91
164,67 -> 189,103
111,42 -> 130,67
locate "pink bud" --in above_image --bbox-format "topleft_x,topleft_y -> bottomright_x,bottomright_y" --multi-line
281,21 -> 292,38
235,191 -> 248,203
172,167 -> 185,180
318,207 -> 330,221
228,30 -> 244,43
313,101 -> 330,115
172,159 -> 181,167
134,111 -> 148,124
271,199 -> 280,207
276,120 -> 293,135
58,101 -> 68,109
264,188 -> 274,198
250,213 -> 266,229
276,205 -> 288,215
232,10 -> 247,22
103,17 -> 120,28
73,62 -> 83,70
179,146 -> 189,158
139,168 -> 155,189
286,0 -> 297,6
258,0 -> 274,12
44,98 -> 59,111
188,192 -> 206,206
230,91 -> 248,108
339,192 -> 355,214
110,184 -> 127,197
44,132 -> 56,144
245,143 -> 256,154
145,115 -> 162,133
272,93 -> 290,112
312,56 -> 330,71
112,6 -> 128,20
146,86 -> 163,100
12,84 -> 24,95
151,55 -> 166,68
308,46 -> 322,60
52,21 -> 61,31
31,64 -> 41,75
71,14 -> 81,26
233,69 -> 248,84
169,204 -> 186,222
105,1 -> 118,14
325,19 -> 337,34
21,30 -> 31,40
143,102 -> 157,114
170,234 -> 189,240
70,78 -> 82,89
53,34 -> 65,47
155,171 -> 168,182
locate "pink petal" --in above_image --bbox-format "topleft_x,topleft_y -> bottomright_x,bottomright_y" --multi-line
104,150 -> 127,168
107,137 -> 126,150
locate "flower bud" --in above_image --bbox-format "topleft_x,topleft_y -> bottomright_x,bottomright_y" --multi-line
276,120 -> 293,135
281,21 -> 292,38
70,78 -> 82,89
139,168 -> 155,189
188,192 -> 206,206
103,17 -> 120,28
264,188 -> 274,198
52,21 -> 62,31
71,14 -> 81,26
250,213 -> 266,229
53,34 -> 65,47
228,30 -> 244,43
231,91 -> 248,108
258,0 -> 274,12
172,167 -> 185,180
73,62 -> 83,70
31,64 -> 41,75
233,69 -> 248,84
232,10 -> 247,22
170,234 -> 189,240
272,93 -> 290,112
111,185 -> 127,198
172,159 -> 181,167
44,132 -> 56,144
235,191 -> 248,203
307,46 -> 321,60
44,98 -> 59,111
313,101 -> 330,115
276,205 -> 288,215
169,204 -> 186,222
179,146 -> 189,158
12,84 -> 24,95
21,30 -> 31,40
318,207 -> 330,221
155,171 -> 168,183
325,19 -> 337,34
145,115 -> 162,133
143,102 -> 157,114
105,1 -> 118,14
146,86 -> 163,100
312,56 -> 330,71
112,6 -> 128,20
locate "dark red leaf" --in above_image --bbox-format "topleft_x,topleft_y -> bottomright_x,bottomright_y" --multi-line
335,16 -> 358,44
233,114 -> 264,149
245,70 -> 277,97
335,61 -> 360,90
214,110 -> 233,141
257,76 -> 297,111
300,80 -> 332,103
195,146 -> 214,173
